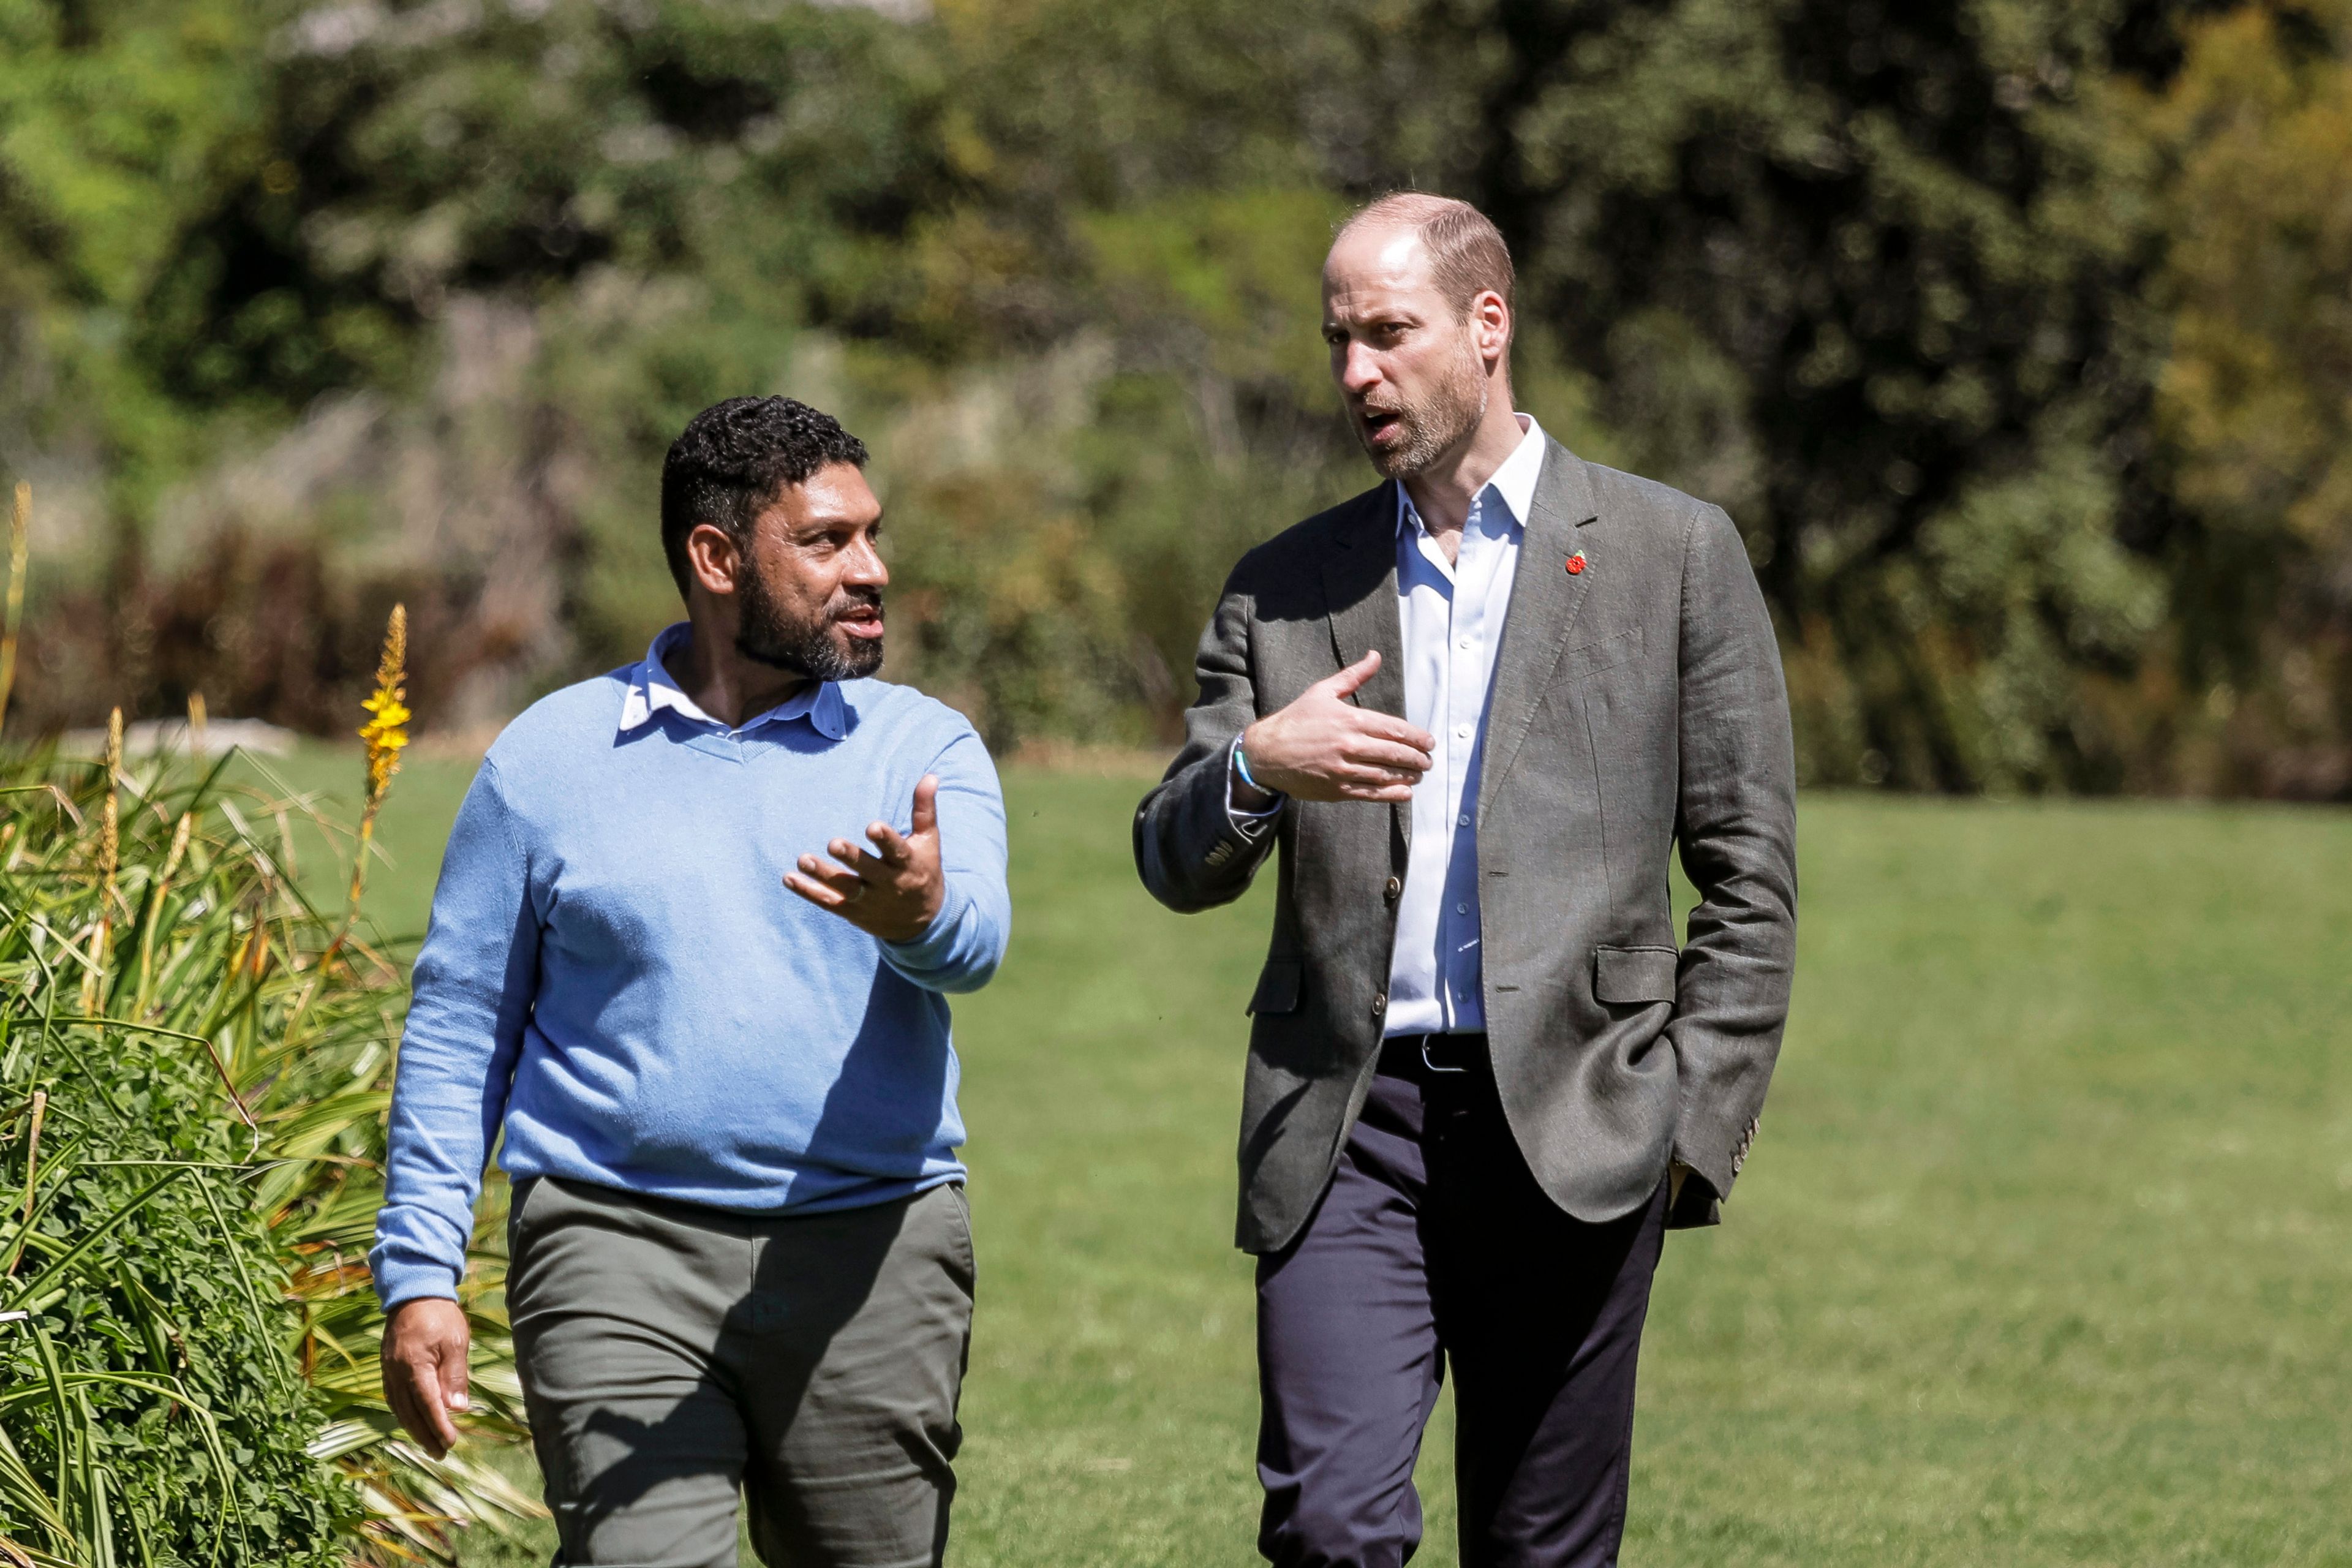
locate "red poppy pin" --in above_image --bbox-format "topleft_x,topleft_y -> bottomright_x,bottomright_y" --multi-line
1566,551 -> 1587,576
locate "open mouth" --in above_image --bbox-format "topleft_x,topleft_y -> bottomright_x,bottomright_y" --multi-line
1360,409 -> 1403,445
836,604 -> 886,641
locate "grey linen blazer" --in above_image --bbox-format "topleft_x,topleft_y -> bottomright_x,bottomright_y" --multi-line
1134,439 -> 1798,1253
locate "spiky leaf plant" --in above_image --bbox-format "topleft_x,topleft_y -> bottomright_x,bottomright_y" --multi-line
0,741 -> 541,1567
0,612 -> 540,1565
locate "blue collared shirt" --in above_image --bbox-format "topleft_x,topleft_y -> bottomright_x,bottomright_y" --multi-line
371,624 -> 1010,1308
1385,414 -> 1547,1036
616,621 -> 849,741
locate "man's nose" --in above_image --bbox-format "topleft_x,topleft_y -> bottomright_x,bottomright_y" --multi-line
1336,339 -> 1382,396
846,533 -> 889,587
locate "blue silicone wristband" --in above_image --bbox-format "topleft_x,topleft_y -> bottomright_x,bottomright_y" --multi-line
1232,735 -> 1270,793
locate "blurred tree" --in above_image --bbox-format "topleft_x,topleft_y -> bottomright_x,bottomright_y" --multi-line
4,0 -> 960,728
849,0 -> 2218,780
0,0 -> 274,506
189,0 -> 950,395
2139,0 -> 2352,795
0,0 -> 2346,796
1432,0 -> 2177,790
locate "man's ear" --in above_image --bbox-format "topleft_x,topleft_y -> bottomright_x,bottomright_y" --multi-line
1475,289 -> 1512,372
685,522 -> 741,598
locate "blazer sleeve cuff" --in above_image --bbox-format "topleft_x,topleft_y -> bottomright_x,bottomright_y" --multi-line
1670,1106 -> 1759,1227
1224,738 -> 1285,839
1178,752 -> 1277,879
1665,1166 -> 1722,1229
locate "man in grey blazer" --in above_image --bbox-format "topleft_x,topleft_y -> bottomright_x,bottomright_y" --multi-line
1134,193 -> 1798,1567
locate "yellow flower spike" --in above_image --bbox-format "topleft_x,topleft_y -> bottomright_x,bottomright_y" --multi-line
357,603 -> 410,812
345,605 -> 410,924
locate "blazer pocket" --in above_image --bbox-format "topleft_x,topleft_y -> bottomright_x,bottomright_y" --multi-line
1593,944 -> 1678,1004
1247,960 -> 1302,1016
1565,624 -> 1645,680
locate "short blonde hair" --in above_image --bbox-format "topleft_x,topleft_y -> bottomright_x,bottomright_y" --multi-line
1335,192 -> 1515,319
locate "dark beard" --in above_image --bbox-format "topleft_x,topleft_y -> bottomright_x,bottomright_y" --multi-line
1359,333 -> 1489,479
733,560 -> 884,682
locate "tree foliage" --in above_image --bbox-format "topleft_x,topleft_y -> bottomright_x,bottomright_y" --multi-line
1,0 -> 2349,794
2138,0 -> 2352,793
1441,0 -> 2174,790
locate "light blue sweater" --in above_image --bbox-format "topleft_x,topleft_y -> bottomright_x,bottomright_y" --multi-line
369,639 -> 1010,1309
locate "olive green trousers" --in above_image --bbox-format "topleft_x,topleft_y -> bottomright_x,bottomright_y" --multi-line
507,1175 -> 975,1568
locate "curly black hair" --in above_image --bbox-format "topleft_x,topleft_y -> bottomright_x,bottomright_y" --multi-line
658,396 -> 869,597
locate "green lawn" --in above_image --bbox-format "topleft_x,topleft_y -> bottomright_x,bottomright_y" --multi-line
254,745 -> 2352,1566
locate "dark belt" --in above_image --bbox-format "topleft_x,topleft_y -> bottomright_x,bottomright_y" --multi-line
1380,1031 -> 1488,1077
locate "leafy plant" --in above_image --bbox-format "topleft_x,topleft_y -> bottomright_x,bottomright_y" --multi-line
0,590 -> 540,1564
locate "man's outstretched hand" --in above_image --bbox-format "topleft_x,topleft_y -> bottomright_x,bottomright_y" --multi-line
383,1297 -> 470,1460
786,774 -> 948,943
1239,650 -> 1434,804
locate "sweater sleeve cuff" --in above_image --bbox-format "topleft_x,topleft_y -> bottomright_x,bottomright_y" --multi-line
880,881 -> 976,978
370,1253 -> 464,1311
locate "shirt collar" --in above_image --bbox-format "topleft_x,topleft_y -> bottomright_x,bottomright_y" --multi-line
1397,412 -> 1550,539
617,622 -> 846,741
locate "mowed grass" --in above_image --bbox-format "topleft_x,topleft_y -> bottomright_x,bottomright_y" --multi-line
251,743 -> 2352,1566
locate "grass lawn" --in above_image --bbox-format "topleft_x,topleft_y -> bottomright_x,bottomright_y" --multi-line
251,744 -> 2352,1566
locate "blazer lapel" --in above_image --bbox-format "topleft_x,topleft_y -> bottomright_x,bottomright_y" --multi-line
1322,483 -> 1409,844
1478,440 -> 1602,818
1322,483 -> 1408,717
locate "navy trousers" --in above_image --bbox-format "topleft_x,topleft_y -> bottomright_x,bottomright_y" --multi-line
1254,1038 -> 1670,1568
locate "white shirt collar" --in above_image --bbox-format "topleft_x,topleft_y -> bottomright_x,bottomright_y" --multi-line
1398,412 -> 1549,538
617,622 -> 846,740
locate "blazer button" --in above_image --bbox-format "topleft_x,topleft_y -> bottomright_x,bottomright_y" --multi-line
1371,992 -> 1387,1019
1383,876 -> 1401,903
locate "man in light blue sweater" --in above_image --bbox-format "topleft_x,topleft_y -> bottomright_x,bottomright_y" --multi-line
372,396 -> 1010,1568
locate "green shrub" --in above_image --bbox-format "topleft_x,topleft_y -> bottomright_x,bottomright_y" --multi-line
0,723 -> 535,1567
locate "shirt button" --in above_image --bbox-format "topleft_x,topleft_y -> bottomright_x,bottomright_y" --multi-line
1384,875 -> 1402,903
1455,724 -> 1472,739
1371,992 -> 1387,1019
1457,813 -> 1469,827
1458,637 -> 1472,650
1456,902 -> 1469,915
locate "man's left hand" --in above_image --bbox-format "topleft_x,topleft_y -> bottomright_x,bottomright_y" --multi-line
785,774 -> 948,944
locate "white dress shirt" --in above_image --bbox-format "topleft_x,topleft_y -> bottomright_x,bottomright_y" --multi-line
1385,413 -> 1546,1036
1227,415 -> 1549,1037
